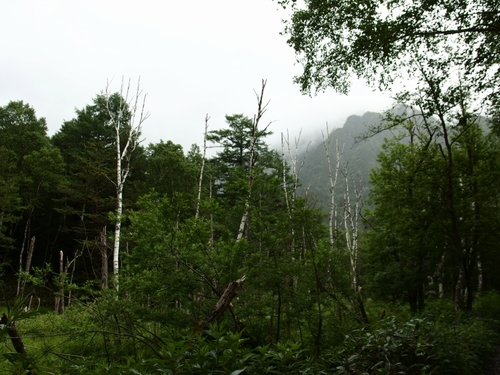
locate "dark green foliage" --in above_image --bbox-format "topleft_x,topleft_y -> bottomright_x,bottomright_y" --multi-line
123,193 -> 214,327
330,303 -> 499,375
2,66 -> 500,374
0,101 -> 64,277
4,292 -> 499,374
361,107 -> 500,311
332,316 -> 434,375
277,0 -> 499,101
474,291 -> 500,323
144,141 -> 199,205
51,92 -> 148,289
52,93 -> 124,238
207,114 -> 272,170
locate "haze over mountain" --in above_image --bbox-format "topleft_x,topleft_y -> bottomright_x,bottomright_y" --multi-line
296,111 -> 388,211
297,109 -> 491,214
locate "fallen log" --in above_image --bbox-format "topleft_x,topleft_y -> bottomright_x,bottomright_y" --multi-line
195,275 -> 246,332
1,312 -> 35,375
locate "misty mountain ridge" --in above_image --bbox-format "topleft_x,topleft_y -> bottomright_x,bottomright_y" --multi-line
294,111 -> 386,211
294,108 -> 491,213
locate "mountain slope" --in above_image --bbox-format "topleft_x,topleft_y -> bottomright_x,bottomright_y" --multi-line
297,111 -> 387,210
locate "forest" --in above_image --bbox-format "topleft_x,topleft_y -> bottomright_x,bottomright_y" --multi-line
2,0 -> 500,374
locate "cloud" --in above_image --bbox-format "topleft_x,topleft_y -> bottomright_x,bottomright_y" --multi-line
1,0 -> 393,153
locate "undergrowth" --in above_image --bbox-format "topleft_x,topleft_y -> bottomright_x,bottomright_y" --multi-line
1,293 -> 499,374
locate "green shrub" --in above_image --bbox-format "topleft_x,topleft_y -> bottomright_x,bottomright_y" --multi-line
474,290 -> 500,326
330,316 -> 434,375
427,314 -> 497,374
328,304 -> 500,375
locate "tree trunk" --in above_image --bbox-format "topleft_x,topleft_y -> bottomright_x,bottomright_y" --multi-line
19,236 -> 35,297
455,265 -> 465,311
16,219 -> 31,296
55,250 -> 64,314
113,140 -> 123,291
322,130 -> 343,251
477,253 -> 483,297
195,276 -> 246,332
105,77 -> 149,292
101,226 -> 108,289
196,115 -> 209,219
1,313 -> 35,375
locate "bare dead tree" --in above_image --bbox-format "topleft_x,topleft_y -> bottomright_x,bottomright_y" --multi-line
1,313 -> 35,374
281,129 -> 311,261
281,132 -> 292,216
195,276 -> 246,332
18,236 -> 35,297
104,77 -> 149,291
281,129 -> 310,218
100,226 -> 108,289
196,115 -> 210,219
54,251 -> 64,314
236,79 -> 271,241
66,247 -> 83,308
16,220 -> 31,297
477,253 -> 483,297
342,165 -> 363,291
322,124 -> 344,250
209,174 -> 214,245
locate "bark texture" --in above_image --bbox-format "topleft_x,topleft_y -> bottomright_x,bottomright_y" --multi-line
1,313 -> 35,374
196,276 -> 246,332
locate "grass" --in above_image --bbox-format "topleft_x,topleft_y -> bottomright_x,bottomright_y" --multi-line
1,294 -> 499,374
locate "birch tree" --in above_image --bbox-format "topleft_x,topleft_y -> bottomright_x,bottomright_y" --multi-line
322,125 -> 344,250
196,115 -> 210,219
53,96 -> 117,289
342,166 -> 362,292
236,80 -> 271,241
104,78 -> 149,290
281,130 -> 310,230
207,81 -> 272,240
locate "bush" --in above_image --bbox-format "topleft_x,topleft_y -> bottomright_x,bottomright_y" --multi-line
330,316 -> 434,375
474,290 -> 500,326
328,306 -> 500,375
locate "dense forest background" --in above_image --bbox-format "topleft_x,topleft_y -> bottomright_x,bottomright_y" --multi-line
2,0 -> 500,374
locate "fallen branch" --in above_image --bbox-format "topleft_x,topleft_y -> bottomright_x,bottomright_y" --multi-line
195,276 -> 246,332
1,313 -> 36,374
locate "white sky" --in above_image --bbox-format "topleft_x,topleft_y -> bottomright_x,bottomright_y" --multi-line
1,0 -> 393,153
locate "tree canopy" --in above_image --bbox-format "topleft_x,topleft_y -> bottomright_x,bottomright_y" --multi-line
278,0 -> 500,106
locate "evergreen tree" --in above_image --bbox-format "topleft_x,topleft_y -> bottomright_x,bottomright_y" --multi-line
0,101 -> 63,292
365,117 -> 500,311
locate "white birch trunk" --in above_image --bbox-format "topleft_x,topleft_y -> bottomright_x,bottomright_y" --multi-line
237,80 -> 270,241
322,127 -> 344,250
113,114 -> 123,289
236,201 -> 250,241
281,130 -> 310,260
196,115 -> 210,219
209,174 -> 214,245
113,182 -> 123,288
19,236 -> 35,297
16,219 -> 30,296
236,114 -> 257,241
477,252 -> 483,297
281,132 -> 292,218
55,250 -> 64,314
281,130 -> 310,219
343,169 -> 362,292
101,226 -> 108,289
67,248 -> 82,307
106,77 -> 149,292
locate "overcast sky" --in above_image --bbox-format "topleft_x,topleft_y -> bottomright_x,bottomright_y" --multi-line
1,0 -> 393,153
